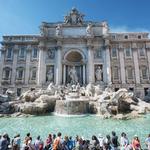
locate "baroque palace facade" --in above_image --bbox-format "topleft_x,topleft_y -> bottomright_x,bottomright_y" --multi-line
0,8 -> 150,98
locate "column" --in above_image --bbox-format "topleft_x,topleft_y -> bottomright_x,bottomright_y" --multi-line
83,65 -> 86,84
25,46 -> 31,85
11,46 -> 18,85
105,46 -> 111,84
63,65 -> 66,85
147,48 -> 150,77
146,42 -> 150,78
37,45 -> 45,86
56,45 -> 62,85
133,48 -> 140,84
87,46 -> 94,83
0,49 -> 5,87
119,48 -> 126,84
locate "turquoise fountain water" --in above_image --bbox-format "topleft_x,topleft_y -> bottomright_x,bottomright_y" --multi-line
0,114 -> 150,148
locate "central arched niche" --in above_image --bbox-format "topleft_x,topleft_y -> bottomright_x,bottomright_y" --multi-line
65,51 -> 83,62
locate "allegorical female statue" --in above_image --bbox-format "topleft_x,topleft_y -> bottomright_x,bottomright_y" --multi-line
46,68 -> 54,82
69,66 -> 78,84
95,66 -> 103,81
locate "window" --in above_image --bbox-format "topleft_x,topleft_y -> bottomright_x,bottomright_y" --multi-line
144,88 -> 149,96
125,48 -> 131,57
115,88 -> 119,92
31,69 -> 36,80
6,48 -> 13,59
129,87 -> 134,92
32,48 -> 38,58
16,68 -> 24,80
138,35 -> 141,39
139,48 -> 145,57
19,47 -> 26,59
111,48 -> 117,58
127,67 -> 133,79
113,67 -> 119,79
3,68 -> 11,79
141,67 -> 148,79
124,35 -> 128,39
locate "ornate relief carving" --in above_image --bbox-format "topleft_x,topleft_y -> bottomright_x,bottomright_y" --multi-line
94,49 -> 102,59
47,48 -> 55,59
64,7 -> 84,25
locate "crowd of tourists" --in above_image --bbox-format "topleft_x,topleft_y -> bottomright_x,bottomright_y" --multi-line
0,131 -> 150,150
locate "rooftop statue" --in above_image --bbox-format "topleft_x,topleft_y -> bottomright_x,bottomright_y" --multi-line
55,24 -> 62,36
86,23 -> 93,36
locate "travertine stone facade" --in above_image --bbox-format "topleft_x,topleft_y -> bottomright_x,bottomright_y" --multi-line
0,8 -> 150,98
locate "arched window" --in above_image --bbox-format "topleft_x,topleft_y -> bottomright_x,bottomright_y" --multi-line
111,48 -> 117,58
16,67 -> 24,80
6,48 -> 13,60
3,67 -> 11,80
141,66 -> 148,79
30,67 -> 37,80
126,67 -> 134,79
113,66 -> 119,80
32,48 -> 38,59
139,48 -> 145,57
125,48 -> 132,57
18,47 -> 26,59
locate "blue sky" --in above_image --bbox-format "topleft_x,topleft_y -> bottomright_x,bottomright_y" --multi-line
0,0 -> 150,41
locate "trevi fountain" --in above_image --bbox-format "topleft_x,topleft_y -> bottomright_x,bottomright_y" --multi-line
0,80 -> 150,147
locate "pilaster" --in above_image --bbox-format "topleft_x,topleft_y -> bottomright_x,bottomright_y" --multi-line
132,48 -> 140,84
119,48 -> 126,84
0,48 -> 5,87
56,41 -> 62,85
103,39 -> 111,85
25,45 -> 31,85
87,39 -> 94,83
37,42 -> 46,86
105,45 -> 111,84
147,48 -> 150,79
11,45 -> 18,85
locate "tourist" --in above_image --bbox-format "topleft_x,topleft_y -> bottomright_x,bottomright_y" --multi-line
74,135 -> 80,150
98,133 -> 104,150
111,131 -> 119,150
120,132 -> 129,150
34,135 -> 44,150
12,134 -> 21,150
28,137 -> 35,150
68,136 -> 75,150
25,133 -> 31,141
103,135 -> 111,150
53,132 -> 62,150
53,134 -> 56,141
45,134 -> 53,150
145,134 -> 150,150
78,137 -> 84,150
90,135 -> 100,150
132,135 -> 141,150
62,135 -> 69,150
0,133 -> 10,150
